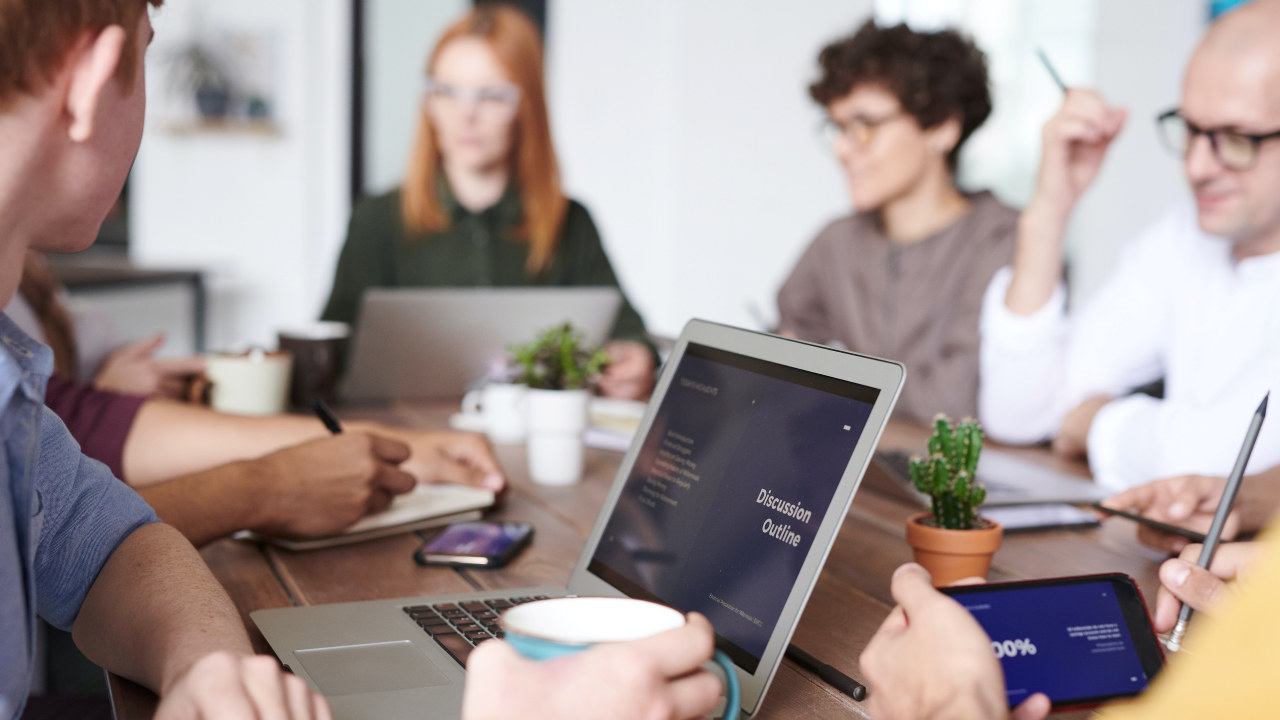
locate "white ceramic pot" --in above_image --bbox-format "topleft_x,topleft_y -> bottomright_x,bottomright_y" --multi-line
525,388 -> 590,486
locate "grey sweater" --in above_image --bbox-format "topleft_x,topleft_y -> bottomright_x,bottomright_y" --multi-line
777,191 -> 1018,424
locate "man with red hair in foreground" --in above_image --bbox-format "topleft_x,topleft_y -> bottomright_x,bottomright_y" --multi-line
0,1 -> 330,716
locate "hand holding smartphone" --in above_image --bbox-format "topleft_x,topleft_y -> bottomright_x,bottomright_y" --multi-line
414,521 -> 534,568
1091,502 -> 1208,543
942,573 -> 1164,711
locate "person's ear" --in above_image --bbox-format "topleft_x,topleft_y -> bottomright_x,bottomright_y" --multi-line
926,115 -> 963,158
66,25 -> 128,143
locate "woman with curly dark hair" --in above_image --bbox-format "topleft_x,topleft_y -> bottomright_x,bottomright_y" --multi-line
777,20 -> 1018,424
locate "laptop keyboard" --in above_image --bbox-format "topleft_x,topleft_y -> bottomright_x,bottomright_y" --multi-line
402,595 -> 550,667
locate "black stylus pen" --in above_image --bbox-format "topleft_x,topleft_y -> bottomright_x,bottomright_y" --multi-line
786,644 -> 867,702
311,397 -> 344,434
1166,391 -> 1268,651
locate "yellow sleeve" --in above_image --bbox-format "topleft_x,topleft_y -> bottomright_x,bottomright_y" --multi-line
1099,530 -> 1280,719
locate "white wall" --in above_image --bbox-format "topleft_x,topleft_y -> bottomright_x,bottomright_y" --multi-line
1066,0 -> 1203,301
364,0 -> 468,195
131,0 -> 352,351
547,1 -> 871,337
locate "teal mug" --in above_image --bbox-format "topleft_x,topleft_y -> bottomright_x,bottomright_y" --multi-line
502,597 -> 740,718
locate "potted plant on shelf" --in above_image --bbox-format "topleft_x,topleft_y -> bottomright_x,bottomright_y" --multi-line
510,323 -> 610,486
905,415 -> 1003,586
169,40 -> 234,119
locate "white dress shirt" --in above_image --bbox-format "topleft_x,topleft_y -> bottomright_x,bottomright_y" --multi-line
979,202 -> 1280,491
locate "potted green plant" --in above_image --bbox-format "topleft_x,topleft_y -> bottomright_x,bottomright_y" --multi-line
169,41 -> 233,118
510,324 -> 610,486
904,415 -> 1003,586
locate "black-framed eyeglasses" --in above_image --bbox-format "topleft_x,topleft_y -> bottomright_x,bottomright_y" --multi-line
820,111 -> 907,147
1156,109 -> 1280,170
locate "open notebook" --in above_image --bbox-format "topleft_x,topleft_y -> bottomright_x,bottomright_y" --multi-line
241,484 -> 496,551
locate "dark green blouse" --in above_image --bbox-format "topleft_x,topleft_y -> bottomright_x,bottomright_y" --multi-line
321,185 -> 650,345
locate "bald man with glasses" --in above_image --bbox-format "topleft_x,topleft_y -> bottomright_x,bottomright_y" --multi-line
977,0 -> 1280,503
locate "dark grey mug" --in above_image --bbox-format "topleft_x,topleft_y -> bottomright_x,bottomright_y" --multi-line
277,322 -> 350,408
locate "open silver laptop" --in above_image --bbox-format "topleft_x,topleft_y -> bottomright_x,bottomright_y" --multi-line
341,287 -> 622,401
869,448 -> 1108,506
253,319 -> 904,719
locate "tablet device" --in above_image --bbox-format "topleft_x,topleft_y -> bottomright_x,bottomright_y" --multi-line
982,504 -> 1100,533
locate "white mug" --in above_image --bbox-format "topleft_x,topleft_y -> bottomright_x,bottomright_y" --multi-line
462,383 -> 528,444
203,350 -> 292,416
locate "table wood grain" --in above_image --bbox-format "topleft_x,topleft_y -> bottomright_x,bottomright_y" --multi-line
111,404 -> 1168,719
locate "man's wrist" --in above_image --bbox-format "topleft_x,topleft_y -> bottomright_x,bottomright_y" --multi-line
238,457 -> 283,532
160,648 -> 255,697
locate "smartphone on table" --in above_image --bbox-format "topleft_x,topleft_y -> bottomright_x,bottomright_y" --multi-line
414,521 -> 534,568
941,573 -> 1165,711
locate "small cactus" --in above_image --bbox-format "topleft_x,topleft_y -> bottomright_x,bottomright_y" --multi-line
908,415 -> 987,530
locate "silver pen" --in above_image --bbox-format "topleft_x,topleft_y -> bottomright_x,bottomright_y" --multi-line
1165,391 -> 1268,652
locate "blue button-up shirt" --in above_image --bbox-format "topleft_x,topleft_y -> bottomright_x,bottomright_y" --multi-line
0,314 -> 158,719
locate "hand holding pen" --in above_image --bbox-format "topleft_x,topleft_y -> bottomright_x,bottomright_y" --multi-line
312,397 -> 344,434
1032,48 -> 1127,218
1153,540 -> 1260,635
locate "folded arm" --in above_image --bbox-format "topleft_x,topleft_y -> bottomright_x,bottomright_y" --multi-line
1087,364 -> 1280,490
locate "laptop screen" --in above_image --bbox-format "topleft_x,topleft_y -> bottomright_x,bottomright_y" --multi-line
588,343 -> 879,672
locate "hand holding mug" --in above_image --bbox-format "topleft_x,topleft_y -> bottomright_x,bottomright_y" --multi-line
463,599 -> 733,720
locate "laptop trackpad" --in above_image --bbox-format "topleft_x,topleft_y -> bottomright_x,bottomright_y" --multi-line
295,641 -> 449,696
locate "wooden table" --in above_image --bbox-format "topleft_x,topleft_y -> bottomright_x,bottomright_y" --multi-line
110,406 -> 1170,719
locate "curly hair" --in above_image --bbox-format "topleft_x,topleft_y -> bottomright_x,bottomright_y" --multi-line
810,20 -> 992,172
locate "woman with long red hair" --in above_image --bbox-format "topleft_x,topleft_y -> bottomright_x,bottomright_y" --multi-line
322,5 -> 654,399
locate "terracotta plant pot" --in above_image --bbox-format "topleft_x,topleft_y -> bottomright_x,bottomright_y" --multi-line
905,512 -> 1003,587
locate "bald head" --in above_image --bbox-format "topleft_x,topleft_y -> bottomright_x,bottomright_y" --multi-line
1189,0 -> 1280,120
1201,0 -> 1280,57
1180,0 -> 1280,254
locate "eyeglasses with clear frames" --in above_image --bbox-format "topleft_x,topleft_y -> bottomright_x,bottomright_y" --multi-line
1156,109 -> 1280,170
820,111 -> 907,147
423,78 -> 522,120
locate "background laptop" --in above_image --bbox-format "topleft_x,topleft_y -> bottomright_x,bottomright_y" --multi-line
869,448 -> 1108,506
253,319 -> 904,719
341,287 -> 622,401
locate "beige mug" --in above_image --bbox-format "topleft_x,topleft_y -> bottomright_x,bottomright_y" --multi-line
195,349 -> 293,415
